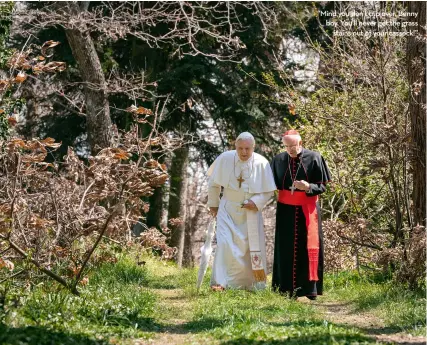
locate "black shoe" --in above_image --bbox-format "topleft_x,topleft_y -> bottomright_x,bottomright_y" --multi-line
306,295 -> 317,300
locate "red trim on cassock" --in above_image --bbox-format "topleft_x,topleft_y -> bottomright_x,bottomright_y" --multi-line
292,159 -> 298,290
278,190 -> 319,281
292,203 -> 299,290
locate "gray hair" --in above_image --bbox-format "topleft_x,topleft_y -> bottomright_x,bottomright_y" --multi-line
235,132 -> 255,146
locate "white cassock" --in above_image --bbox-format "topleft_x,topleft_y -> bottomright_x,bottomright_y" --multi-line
207,150 -> 276,290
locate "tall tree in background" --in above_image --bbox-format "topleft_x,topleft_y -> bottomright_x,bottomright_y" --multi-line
60,2 -> 112,153
407,1 -> 426,228
167,146 -> 189,267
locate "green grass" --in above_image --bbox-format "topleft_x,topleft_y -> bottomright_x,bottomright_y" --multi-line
324,270 -> 426,335
0,256 -> 159,344
179,271 -> 387,345
0,253 -> 425,345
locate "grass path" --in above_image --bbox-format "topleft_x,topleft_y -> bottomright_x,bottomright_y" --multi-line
143,289 -> 195,345
304,300 -> 426,345
144,289 -> 426,345
134,260 -> 426,345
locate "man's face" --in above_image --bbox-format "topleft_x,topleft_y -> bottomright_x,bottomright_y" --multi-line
283,136 -> 302,157
235,139 -> 254,161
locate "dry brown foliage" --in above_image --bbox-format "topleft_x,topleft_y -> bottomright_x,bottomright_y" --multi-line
324,219 -> 426,288
323,218 -> 389,273
0,124 -> 174,294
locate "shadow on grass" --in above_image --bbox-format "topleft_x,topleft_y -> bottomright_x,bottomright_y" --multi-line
344,295 -> 425,332
357,325 -> 418,336
0,324 -> 109,345
144,274 -> 180,289
164,319 -> 386,344
180,317 -> 225,333
351,293 -> 389,312
91,316 -> 161,332
269,318 -> 425,343
218,333 -> 382,345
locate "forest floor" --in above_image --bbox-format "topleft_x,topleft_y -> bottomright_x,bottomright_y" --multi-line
0,253 -> 425,345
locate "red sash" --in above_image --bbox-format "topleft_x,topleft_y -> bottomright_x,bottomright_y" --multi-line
278,190 -> 319,281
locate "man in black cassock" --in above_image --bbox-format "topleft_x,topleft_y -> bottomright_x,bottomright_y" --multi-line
270,130 -> 331,300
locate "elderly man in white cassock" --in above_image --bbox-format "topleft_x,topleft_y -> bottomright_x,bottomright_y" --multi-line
207,132 -> 276,291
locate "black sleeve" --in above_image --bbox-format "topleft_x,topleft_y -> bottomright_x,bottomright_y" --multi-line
311,154 -> 331,184
306,183 -> 327,196
307,154 -> 331,196
270,156 -> 280,189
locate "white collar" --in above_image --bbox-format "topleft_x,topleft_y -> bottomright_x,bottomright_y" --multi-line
236,153 -> 254,164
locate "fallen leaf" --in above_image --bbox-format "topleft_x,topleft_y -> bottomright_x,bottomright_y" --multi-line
144,159 -> 159,169
41,40 -> 61,57
135,107 -> 153,115
42,61 -> 66,73
40,137 -> 62,148
15,72 -> 27,83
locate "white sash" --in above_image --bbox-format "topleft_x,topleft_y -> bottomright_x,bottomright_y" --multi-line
223,189 -> 267,285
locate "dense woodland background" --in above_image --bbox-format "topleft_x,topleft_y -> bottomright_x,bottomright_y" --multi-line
0,1 -> 425,296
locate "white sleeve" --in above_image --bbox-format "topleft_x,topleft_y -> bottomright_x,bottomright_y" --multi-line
250,191 -> 273,211
207,179 -> 221,207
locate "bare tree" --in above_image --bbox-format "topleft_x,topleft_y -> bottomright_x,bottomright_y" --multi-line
15,2 -> 277,152
23,2 -> 276,60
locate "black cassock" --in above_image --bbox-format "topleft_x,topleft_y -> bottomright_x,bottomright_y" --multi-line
270,148 -> 331,297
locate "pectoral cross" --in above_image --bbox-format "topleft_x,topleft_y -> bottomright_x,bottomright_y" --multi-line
237,173 -> 245,188
290,184 -> 297,195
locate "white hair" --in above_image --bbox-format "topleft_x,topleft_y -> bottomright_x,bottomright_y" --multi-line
282,133 -> 302,142
235,132 -> 255,146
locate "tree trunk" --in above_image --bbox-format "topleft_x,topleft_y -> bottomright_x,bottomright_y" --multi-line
182,200 -> 194,268
183,194 -> 208,268
167,146 -> 189,267
407,1 -> 426,228
62,2 -> 112,154
182,172 -> 198,268
147,156 -> 166,229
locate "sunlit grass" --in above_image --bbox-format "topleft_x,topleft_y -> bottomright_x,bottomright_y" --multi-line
1,255 -> 158,344
324,270 -> 426,335
1,253 -> 424,345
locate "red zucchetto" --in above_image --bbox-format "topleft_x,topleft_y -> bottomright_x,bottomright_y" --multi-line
283,129 -> 300,136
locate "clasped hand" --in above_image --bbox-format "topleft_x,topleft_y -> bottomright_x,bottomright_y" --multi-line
241,199 -> 258,211
293,180 -> 310,192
